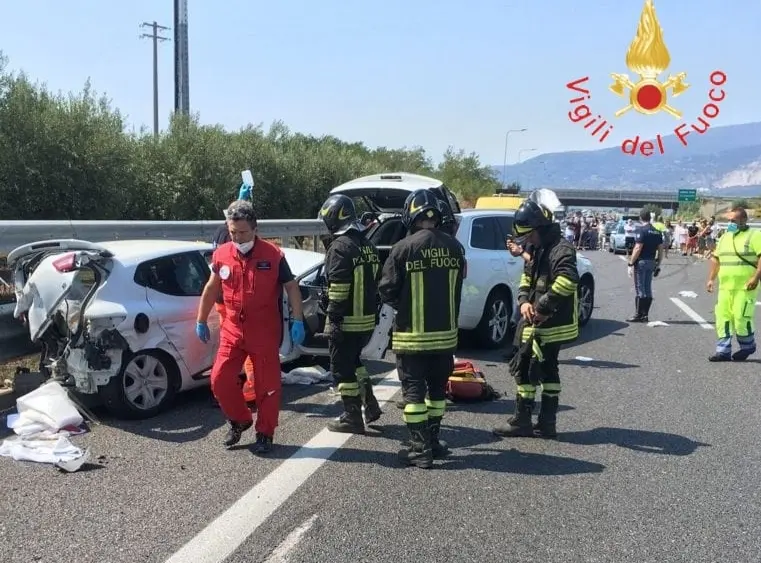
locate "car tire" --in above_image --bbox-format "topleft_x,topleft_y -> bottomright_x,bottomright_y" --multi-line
98,350 -> 178,419
473,288 -> 513,349
608,246 -> 614,253
578,277 -> 594,327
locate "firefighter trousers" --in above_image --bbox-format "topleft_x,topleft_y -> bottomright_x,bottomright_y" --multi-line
513,337 -> 562,404
715,287 -> 758,356
329,332 -> 370,399
211,338 -> 281,436
397,353 -> 453,425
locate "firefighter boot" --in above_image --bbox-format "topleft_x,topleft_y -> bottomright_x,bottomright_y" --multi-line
327,395 -> 366,434
398,421 -> 433,469
363,386 -> 383,424
534,395 -> 559,439
428,416 -> 449,458
639,297 -> 652,322
493,395 -> 535,437
627,297 -> 644,322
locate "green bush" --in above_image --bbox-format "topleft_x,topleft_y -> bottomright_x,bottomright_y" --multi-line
0,54 -> 501,220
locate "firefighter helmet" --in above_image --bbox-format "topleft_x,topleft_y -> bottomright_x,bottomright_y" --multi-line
319,194 -> 358,235
402,189 -> 441,229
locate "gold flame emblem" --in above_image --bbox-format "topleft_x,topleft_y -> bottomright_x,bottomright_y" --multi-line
609,0 -> 689,119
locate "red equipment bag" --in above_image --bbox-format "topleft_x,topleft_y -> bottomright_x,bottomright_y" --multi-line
446,359 -> 500,402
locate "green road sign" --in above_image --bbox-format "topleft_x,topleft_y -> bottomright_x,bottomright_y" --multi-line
678,189 -> 697,202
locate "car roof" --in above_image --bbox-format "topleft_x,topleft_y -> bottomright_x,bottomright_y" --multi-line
331,172 -> 443,194
97,240 -> 213,266
456,209 -> 516,218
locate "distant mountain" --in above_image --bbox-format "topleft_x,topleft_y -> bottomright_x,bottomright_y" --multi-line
494,122 -> 761,196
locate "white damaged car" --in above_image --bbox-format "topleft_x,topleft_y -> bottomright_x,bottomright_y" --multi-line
8,239 -> 325,419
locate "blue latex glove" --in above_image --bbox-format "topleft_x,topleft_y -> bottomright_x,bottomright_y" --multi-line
238,183 -> 252,201
196,321 -> 210,343
290,320 -> 305,346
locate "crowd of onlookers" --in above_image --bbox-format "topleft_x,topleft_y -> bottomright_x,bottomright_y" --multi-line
560,211 -> 724,259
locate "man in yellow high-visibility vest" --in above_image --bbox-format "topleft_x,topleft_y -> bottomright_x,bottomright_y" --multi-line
706,206 -> 761,362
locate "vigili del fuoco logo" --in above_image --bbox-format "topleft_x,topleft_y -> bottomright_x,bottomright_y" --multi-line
566,0 -> 727,157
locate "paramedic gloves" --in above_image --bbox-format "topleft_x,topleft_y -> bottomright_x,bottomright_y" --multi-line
196,321 -> 211,343
238,183 -> 252,201
291,320 -> 306,346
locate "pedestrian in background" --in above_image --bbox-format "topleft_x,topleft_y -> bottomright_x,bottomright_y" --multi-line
626,209 -> 663,323
706,206 -> 761,361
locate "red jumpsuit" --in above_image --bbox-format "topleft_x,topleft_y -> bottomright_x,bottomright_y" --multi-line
210,239 -> 290,437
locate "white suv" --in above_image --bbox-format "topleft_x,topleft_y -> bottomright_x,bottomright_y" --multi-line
281,173 -> 596,362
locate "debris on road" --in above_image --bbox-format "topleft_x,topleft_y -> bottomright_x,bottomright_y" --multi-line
678,290 -> 698,298
0,381 -> 91,470
647,320 -> 670,327
282,365 -> 332,386
574,356 -> 594,362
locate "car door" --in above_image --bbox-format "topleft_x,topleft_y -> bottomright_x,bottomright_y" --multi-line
493,215 -> 522,297
464,217 -> 508,325
134,251 -> 215,378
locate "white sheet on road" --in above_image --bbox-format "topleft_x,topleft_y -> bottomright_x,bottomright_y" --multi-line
0,381 -> 87,466
281,365 -> 332,385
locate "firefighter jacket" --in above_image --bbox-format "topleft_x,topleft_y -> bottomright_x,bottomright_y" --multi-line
517,223 -> 579,345
379,228 -> 465,354
326,230 -> 381,333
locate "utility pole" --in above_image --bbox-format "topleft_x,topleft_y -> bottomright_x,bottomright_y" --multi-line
140,21 -> 170,138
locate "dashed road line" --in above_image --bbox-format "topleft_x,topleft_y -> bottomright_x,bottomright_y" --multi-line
670,297 -> 713,330
163,370 -> 401,563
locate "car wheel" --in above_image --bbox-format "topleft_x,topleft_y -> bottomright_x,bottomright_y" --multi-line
578,277 -> 594,327
98,350 -> 178,419
608,246 -> 614,253
474,288 -> 512,349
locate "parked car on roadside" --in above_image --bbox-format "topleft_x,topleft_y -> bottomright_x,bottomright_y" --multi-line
608,220 -> 636,254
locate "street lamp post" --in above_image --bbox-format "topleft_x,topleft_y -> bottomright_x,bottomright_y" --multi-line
517,148 -> 537,190
502,128 -> 527,189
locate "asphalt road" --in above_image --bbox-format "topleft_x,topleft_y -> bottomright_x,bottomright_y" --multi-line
2,249 -> 760,563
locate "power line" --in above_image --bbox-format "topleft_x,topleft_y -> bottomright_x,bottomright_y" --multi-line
140,21 -> 170,138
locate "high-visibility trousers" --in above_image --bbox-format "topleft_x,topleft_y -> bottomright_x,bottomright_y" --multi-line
715,287 -> 757,339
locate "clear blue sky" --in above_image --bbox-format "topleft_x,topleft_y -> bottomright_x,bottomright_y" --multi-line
1,0 -> 759,165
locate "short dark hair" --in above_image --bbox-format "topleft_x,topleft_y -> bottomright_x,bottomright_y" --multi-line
730,206 -> 748,221
225,200 -> 258,227
639,208 -> 651,222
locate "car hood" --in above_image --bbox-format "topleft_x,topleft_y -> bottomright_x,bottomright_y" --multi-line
281,248 -> 326,276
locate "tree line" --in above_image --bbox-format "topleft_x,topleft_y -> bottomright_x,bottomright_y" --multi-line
0,53 -> 502,221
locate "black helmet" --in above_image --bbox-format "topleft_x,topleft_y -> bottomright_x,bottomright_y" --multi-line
513,199 -> 553,239
402,189 -> 441,229
319,194 -> 357,235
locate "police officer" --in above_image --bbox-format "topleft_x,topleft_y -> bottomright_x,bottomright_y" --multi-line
493,195 -> 578,439
379,189 -> 465,468
319,194 -> 383,433
706,206 -> 761,361
626,209 -> 663,323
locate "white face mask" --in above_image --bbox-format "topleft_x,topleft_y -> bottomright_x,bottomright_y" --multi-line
234,240 -> 254,254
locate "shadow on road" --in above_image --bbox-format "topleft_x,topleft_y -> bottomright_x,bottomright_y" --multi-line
558,426 -> 710,456
253,423 -> 603,475
446,397 -> 575,416
565,318 -> 629,348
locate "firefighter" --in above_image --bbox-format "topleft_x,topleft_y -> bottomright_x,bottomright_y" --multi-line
379,189 -> 465,469
211,183 -> 256,405
196,200 -> 306,452
493,195 -> 578,439
318,194 -> 383,433
706,206 -> 761,361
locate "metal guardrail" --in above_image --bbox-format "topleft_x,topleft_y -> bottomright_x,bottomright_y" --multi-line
0,219 -> 328,254
0,219 -> 329,363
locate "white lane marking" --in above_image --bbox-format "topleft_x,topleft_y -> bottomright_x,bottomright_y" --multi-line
670,297 -> 713,330
756,301 -> 761,306
263,514 -> 318,563
164,370 -> 401,563
619,255 -> 627,262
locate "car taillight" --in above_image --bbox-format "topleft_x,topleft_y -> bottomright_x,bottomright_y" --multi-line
52,252 -> 77,273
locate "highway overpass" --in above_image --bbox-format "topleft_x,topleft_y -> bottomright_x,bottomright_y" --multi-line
551,189 -> 700,209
